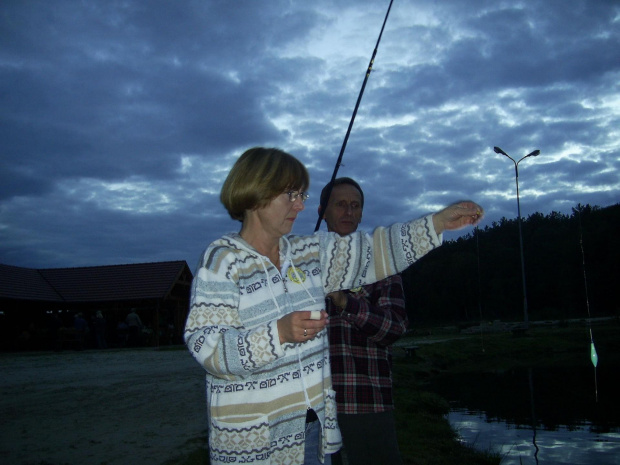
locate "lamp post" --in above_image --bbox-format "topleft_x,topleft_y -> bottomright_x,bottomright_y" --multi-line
494,146 -> 540,328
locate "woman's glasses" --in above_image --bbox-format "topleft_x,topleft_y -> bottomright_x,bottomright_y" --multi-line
286,191 -> 310,203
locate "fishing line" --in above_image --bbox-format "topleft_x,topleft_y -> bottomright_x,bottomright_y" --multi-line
315,0 -> 395,231
475,226 -> 485,353
577,208 -> 598,402
528,368 -> 540,464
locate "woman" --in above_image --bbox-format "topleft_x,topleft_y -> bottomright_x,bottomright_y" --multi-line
184,147 -> 483,464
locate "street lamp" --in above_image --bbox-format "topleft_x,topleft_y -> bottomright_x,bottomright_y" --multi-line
494,146 -> 540,328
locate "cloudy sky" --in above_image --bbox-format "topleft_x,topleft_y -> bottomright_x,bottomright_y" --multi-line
1,0 -> 619,271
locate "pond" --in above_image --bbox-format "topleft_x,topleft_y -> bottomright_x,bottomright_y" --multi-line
427,365 -> 620,464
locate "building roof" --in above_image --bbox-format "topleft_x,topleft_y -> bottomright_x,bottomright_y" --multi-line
0,261 -> 192,303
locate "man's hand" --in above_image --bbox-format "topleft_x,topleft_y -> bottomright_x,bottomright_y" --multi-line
327,291 -> 348,309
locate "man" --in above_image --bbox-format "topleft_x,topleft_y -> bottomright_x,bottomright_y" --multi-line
319,177 -> 407,465
125,308 -> 143,347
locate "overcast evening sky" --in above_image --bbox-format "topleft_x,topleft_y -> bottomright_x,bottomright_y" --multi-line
1,0 -> 619,271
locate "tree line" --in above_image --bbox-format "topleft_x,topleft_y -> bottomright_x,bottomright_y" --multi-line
401,203 -> 620,325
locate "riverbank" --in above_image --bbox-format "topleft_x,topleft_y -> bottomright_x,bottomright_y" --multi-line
391,319 -> 620,465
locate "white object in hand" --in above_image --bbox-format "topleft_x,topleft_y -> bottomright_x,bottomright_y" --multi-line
309,311 -> 321,320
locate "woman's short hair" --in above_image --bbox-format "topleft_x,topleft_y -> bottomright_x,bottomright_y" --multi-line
221,147 -> 310,221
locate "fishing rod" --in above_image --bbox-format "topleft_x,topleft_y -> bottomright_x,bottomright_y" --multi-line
314,0 -> 395,232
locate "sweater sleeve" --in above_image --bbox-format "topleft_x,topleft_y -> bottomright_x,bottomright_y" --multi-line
321,214 -> 442,293
184,246 -> 284,380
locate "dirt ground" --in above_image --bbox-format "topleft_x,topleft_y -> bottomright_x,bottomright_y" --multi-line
0,347 -> 208,465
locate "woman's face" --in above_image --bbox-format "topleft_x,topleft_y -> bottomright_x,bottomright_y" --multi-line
251,190 -> 306,237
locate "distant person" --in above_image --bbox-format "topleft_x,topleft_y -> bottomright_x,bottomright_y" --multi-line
184,147 -> 483,465
73,313 -> 88,350
125,309 -> 143,347
93,311 -> 108,349
320,177 -> 407,465
116,320 -> 129,347
47,311 -> 63,351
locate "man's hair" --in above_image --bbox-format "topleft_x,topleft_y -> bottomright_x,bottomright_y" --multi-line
220,147 -> 309,222
320,177 -> 364,210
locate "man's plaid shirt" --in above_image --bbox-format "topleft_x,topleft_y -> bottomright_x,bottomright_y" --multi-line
326,274 -> 408,414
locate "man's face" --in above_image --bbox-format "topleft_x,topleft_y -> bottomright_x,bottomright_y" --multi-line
322,184 -> 363,236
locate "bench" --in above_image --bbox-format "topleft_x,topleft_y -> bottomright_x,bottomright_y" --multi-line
511,324 -> 529,337
402,345 -> 420,358
57,327 -> 86,349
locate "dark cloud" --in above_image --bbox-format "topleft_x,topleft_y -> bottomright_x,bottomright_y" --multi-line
1,0 -> 618,269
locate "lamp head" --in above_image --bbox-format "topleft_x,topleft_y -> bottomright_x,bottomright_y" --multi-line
494,146 -> 508,157
527,149 -> 541,158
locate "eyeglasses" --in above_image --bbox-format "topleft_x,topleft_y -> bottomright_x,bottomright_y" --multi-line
286,190 -> 310,203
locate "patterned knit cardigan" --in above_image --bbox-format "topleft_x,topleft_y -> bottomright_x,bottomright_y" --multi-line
184,215 -> 441,464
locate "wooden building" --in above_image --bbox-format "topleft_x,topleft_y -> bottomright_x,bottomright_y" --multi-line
0,261 -> 193,351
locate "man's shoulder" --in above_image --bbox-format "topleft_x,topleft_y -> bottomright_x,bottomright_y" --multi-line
363,274 -> 403,290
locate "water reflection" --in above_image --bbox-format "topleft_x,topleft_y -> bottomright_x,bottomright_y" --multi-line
428,366 -> 620,464
449,409 -> 620,465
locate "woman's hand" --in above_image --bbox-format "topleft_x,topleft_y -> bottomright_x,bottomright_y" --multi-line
432,201 -> 484,234
277,310 -> 328,344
